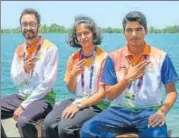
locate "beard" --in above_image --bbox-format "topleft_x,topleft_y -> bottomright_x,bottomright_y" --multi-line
22,29 -> 38,40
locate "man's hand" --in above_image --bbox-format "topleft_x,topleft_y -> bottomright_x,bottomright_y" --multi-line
125,60 -> 150,82
24,56 -> 38,73
61,104 -> 80,120
148,110 -> 165,128
13,106 -> 24,121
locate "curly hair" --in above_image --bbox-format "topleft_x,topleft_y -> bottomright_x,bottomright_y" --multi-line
67,15 -> 102,48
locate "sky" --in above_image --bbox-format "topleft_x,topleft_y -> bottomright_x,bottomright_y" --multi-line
1,1 -> 179,29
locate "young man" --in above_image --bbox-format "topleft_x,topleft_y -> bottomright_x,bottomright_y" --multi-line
1,8 -> 58,138
80,11 -> 178,137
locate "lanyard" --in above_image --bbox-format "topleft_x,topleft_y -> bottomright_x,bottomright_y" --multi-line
23,37 -> 43,62
80,47 -> 96,96
23,37 -> 43,75
136,55 -> 148,89
127,55 -> 148,90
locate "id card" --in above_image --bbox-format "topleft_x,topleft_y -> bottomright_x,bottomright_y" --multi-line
124,90 -> 135,108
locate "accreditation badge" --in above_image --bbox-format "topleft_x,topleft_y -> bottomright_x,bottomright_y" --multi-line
124,89 -> 136,108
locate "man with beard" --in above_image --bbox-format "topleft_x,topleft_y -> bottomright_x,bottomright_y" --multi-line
1,8 -> 58,138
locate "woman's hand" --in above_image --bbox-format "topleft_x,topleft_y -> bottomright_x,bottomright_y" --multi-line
61,104 -> 80,119
71,59 -> 86,77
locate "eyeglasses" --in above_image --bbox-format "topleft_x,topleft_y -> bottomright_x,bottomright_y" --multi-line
21,22 -> 37,28
125,27 -> 145,34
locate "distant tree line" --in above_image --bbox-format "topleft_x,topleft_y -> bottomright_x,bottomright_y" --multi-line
1,24 -> 179,33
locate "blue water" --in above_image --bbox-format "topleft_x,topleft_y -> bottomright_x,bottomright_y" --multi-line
1,33 -> 179,136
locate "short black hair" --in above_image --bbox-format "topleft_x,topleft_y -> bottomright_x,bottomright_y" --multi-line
123,11 -> 147,31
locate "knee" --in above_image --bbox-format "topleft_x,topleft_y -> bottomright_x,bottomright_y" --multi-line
153,127 -> 168,137
150,130 -> 168,137
80,120 -> 94,137
17,116 -> 30,129
43,115 -> 54,131
152,125 -> 168,137
140,126 -> 168,137
81,120 -> 90,133
57,124 -> 69,137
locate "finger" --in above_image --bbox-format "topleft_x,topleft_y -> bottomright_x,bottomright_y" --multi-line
152,118 -> 163,127
62,112 -> 70,120
26,57 -> 38,63
135,60 -> 146,68
138,62 -> 150,72
69,111 -> 76,119
136,60 -> 150,69
29,58 -> 38,63
128,62 -> 134,67
142,60 -> 150,68
67,63 -> 72,71
64,112 -> 72,119
76,65 -> 85,73
76,58 -> 85,64
13,114 -> 18,121
13,114 -> 15,120
135,63 -> 149,76
135,72 -> 144,79
148,116 -> 153,127
61,112 -> 65,119
62,107 -> 71,119
61,110 -> 67,119
79,64 -> 85,71
74,62 -> 85,70
78,60 -> 86,67
149,117 -> 158,127
140,72 -> 145,77
27,63 -> 36,67
148,115 -> 156,127
25,65 -> 35,71
141,62 -> 150,71
77,63 -> 85,69
25,62 -> 36,69
149,115 -> 160,127
80,59 -> 86,63
159,121 -> 165,127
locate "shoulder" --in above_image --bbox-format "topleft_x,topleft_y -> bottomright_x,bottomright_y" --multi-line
16,42 -> 25,52
15,43 -> 25,58
108,46 -> 126,62
41,39 -> 57,50
148,45 -> 167,63
96,46 -> 108,59
68,50 -> 81,62
149,45 -> 166,56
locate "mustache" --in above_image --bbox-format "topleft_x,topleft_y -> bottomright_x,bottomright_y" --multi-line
129,37 -> 140,40
22,29 -> 38,40
24,30 -> 34,33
